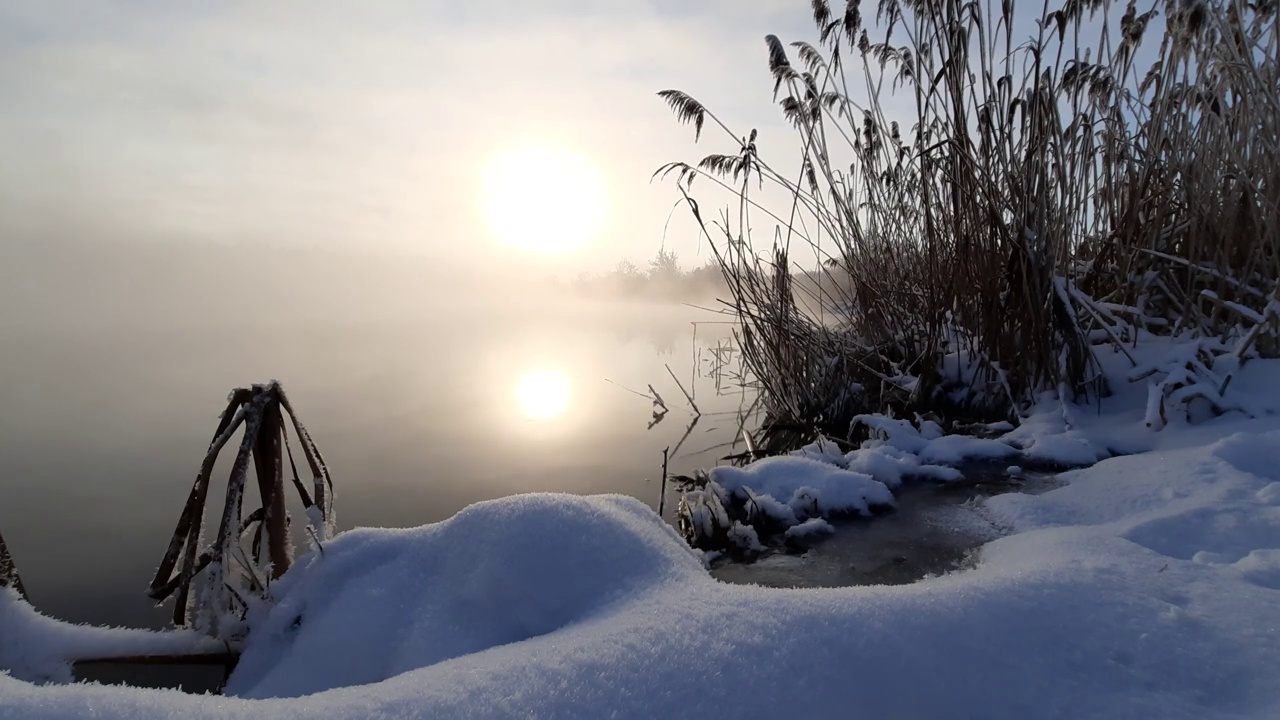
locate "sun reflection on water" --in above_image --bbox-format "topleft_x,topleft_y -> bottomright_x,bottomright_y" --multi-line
515,368 -> 571,421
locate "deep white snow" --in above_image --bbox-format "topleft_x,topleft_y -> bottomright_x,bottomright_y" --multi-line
2,338 -> 1279,718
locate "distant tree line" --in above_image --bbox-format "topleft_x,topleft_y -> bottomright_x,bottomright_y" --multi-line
561,249 -> 728,303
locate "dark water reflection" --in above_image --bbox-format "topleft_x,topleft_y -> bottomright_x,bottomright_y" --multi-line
0,301 -> 745,632
711,466 -> 1063,589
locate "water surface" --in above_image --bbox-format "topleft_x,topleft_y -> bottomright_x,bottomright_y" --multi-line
0,296 -> 746,631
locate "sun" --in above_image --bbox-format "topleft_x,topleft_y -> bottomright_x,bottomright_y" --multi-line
515,368 -> 572,421
482,143 -> 606,253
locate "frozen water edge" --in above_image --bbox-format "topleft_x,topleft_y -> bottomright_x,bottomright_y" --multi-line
712,465 -> 1064,589
3,343 -> 1280,718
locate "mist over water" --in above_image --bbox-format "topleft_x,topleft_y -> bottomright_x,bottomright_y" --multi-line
0,239 -> 744,629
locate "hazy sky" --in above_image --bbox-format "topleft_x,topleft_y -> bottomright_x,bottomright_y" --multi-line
0,1 -> 820,271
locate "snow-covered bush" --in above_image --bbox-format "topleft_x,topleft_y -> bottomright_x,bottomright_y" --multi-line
676,455 -> 895,552
677,488 -> 731,549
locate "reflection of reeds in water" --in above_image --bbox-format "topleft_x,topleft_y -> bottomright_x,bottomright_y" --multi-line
149,382 -> 334,640
658,0 -> 1280,450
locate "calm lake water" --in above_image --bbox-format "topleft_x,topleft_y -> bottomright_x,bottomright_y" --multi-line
0,299 -> 748,631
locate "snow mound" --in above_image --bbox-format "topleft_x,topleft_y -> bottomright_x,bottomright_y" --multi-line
788,438 -> 848,468
744,490 -> 799,526
726,521 -> 766,552
1212,430 -> 1280,482
708,456 -> 894,517
985,427 -> 1280,597
5,438 -> 1280,718
1233,549 -> 1280,591
843,445 -> 962,488
1125,505 -> 1280,564
918,433 -> 1018,464
227,493 -> 703,698
1257,483 -> 1280,506
1108,431 -> 1280,579
995,402 -> 1111,467
1020,430 -> 1104,467
853,414 -> 1018,465
784,517 -> 834,540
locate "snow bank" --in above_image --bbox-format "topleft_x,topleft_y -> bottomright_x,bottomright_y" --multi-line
5,344 -> 1280,718
998,400 -> 1109,467
227,494 -> 703,698
843,445 -> 963,487
678,456 -> 894,549
853,414 -> 1018,464
4,443 -> 1280,718
695,397 -> 1118,546
725,378 -> 1165,537
788,438 -> 848,467
791,438 -> 957,491
709,456 -> 894,516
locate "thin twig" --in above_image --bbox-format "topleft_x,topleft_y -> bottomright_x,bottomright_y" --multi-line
657,447 -> 671,517
665,363 -> 701,416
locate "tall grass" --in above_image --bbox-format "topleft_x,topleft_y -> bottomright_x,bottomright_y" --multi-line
659,0 -> 1279,442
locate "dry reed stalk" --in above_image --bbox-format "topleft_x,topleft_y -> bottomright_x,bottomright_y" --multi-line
658,447 -> 671,517
658,0 -> 1279,446
149,382 -> 334,637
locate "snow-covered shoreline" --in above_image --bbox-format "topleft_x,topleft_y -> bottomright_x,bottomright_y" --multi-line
3,340 -> 1280,718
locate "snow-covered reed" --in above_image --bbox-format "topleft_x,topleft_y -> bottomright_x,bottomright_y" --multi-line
149,382 -> 335,641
